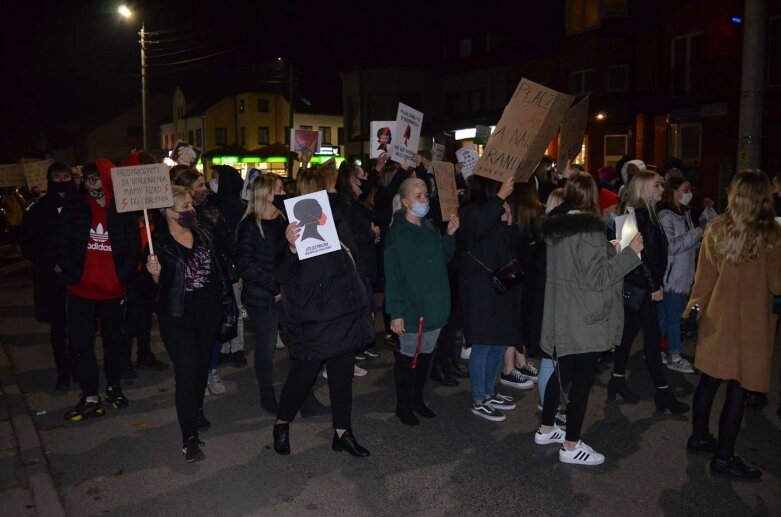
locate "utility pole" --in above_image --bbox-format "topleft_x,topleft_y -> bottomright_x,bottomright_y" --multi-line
140,23 -> 149,151
736,0 -> 767,170
288,62 -> 294,175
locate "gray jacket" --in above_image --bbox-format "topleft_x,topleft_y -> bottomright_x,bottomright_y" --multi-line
658,207 -> 701,294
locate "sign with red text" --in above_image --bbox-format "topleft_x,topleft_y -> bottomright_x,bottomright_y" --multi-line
474,78 -> 573,183
283,190 -> 340,260
111,164 -> 173,213
556,94 -> 589,171
389,103 -> 424,165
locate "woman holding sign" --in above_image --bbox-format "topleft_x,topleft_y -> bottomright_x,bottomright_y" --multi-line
384,177 -> 460,426
145,186 -> 237,462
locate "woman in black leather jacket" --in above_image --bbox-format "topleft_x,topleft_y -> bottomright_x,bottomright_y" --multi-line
237,173 -> 287,414
609,171 -> 688,414
146,186 -> 237,463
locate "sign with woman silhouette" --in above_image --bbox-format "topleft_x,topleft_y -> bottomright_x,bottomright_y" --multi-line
283,190 -> 341,260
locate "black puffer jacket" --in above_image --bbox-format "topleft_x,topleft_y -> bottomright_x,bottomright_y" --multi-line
150,222 -> 237,340
237,215 -> 286,309
274,245 -> 374,361
339,194 -> 379,283
624,206 -> 668,292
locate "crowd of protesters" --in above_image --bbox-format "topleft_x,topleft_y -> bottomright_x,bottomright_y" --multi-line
14,147 -> 781,479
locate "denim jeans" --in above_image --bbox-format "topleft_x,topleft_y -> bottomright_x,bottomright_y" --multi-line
658,291 -> 688,356
468,344 -> 507,401
537,358 -> 556,406
399,328 -> 441,358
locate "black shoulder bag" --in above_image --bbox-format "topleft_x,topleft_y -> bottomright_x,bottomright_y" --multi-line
467,251 -> 525,295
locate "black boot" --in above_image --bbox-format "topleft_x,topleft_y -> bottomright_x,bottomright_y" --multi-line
413,353 -> 436,418
394,352 -> 419,426
260,387 -> 279,415
196,408 -> 211,430
273,423 -> 290,455
655,388 -> 690,414
332,429 -> 370,457
607,375 -> 639,404
710,456 -> 761,480
430,362 -> 457,387
446,357 -> 469,378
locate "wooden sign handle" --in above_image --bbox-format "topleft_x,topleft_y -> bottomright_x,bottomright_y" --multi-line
143,209 -> 154,256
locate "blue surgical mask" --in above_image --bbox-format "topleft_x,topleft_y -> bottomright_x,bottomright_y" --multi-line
608,212 -> 617,224
410,202 -> 430,218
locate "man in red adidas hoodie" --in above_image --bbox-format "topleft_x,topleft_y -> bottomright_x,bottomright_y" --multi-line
58,158 -> 139,421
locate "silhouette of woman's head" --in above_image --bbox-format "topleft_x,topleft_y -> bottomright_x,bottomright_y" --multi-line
293,198 -> 327,241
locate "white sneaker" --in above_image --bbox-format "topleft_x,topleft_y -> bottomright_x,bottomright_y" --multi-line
485,393 -> 516,411
667,357 -> 695,374
460,346 -> 471,360
661,351 -> 668,364
559,441 -> 605,466
275,333 -> 285,350
353,365 -> 368,377
535,425 -> 566,445
471,402 -> 506,422
207,369 -> 225,395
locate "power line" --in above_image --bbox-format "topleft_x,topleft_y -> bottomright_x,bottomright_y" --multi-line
147,43 -> 249,68
146,36 -> 243,59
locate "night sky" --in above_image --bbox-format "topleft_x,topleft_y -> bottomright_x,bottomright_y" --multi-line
2,0 -> 552,162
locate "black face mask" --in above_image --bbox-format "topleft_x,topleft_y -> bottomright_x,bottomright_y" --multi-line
272,194 -> 286,212
176,209 -> 197,228
50,181 -> 75,196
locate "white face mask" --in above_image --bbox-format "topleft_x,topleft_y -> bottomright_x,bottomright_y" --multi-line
209,178 -> 219,194
679,192 -> 693,206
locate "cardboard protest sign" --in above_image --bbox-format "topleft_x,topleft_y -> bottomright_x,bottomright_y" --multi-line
474,78 -> 573,183
370,121 -> 395,158
455,147 -> 479,179
389,103 -> 424,165
171,140 -> 202,167
284,190 -> 341,260
0,164 -> 25,188
556,94 -> 589,171
431,143 -> 445,162
23,160 -> 53,193
110,164 -> 173,213
432,161 -> 459,222
474,125 -> 492,145
290,129 -> 321,154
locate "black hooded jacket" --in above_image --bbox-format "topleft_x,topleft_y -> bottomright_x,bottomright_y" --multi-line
212,165 -> 245,232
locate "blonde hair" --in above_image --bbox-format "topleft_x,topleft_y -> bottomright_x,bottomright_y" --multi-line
626,171 -> 662,222
242,173 -> 284,238
160,185 -> 190,217
392,178 -> 426,216
711,169 -> 781,264
563,172 -> 600,216
545,188 -> 565,214
297,168 -> 326,195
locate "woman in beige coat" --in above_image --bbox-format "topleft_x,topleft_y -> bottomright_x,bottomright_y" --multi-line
685,170 -> 781,480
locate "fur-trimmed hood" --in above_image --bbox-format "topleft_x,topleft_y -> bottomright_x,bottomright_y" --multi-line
539,212 -> 607,244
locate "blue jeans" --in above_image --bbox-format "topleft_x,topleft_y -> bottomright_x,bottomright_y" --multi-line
469,345 -> 507,401
537,358 -> 556,406
658,291 -> 687,356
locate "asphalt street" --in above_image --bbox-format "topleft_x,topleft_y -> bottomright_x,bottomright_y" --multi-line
1,262 -> 780,516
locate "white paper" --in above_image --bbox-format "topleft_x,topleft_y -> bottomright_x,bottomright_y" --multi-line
456,147 -> 479,179
431,143 -> 445,162
615,207 -> 641,258
283,190 -> 341,260
370,121 -> 395,159
388,103 -> 424,164
775,217 -> 781,226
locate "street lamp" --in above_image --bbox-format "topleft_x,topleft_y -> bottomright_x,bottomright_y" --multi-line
118,5 -> 149,150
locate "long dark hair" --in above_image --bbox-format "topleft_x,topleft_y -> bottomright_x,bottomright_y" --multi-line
464,174 -> 501,205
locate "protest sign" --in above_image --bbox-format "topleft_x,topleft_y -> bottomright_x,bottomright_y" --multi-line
556,94 -> 589,171
284,190 -> 341,260
389,103 -> 424,165
112,163 -> 173,255
456,147 -> 479,179
171,140 -> 202,167
0,164 -> 25,188
290,129 -> 321,154
23,160 -> 54,193
474,78 -> 573,183
432,161 -> 459,222
615,208 -> 641,258
370,121 -> 395,158
241,167 -> 262,202
431,143 -> 445,162
474,125 -> 492,145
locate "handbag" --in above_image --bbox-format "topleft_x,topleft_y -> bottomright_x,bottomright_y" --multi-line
467,251 -> 525,295
622,282 -> 648,312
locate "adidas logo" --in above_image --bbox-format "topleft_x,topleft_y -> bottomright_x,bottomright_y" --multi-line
88,223 -> 112,251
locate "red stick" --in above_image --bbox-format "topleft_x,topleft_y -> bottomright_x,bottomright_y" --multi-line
411,316 -> 424,369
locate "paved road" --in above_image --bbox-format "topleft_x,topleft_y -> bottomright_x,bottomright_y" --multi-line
0,263 -> 780,516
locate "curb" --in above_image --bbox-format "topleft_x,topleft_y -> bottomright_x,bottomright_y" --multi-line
0,342 -> 67,517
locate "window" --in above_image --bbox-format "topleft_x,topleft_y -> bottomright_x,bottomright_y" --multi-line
671,33 -> 704,96
668,123 -> 702,163
569,69 -> 595,94
459,37 -> 472,58
258,126 -> 269,145
319,126 -> 332,144
607,65 -> 628,92
769,16 -> 781,86
604,134 -> 628,166
240,127 -> 246,145
337,127 -> 344,145
126,125 -> 142,137
300,125 -> 312,130
195,129 -> 202,147
215,128 -> 227,146
257,98 -> 269,112
239,99 -> 245,113
467,89 -> 485,112
188,130 -> 194,144
566,0 -> 599,34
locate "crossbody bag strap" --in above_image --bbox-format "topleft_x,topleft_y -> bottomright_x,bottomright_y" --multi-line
466,250 -> 493,273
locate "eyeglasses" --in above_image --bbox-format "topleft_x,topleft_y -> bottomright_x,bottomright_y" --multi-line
84,175 -> 101,185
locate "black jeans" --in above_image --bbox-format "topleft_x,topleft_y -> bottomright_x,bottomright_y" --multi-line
67,295 -> 126,397
692,373 -> 747,460
50,284 -> 71,375
613,298 -> 668,387
159,309 -> 222,441
278,351 -> 355,430
247,303 -> 282,393
434,294 -> 462,368
122,275 -> 155,363
542,352 -> 599,442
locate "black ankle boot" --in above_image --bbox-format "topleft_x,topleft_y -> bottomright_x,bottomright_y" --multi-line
607,376 -> 639,403
273,423 -> 290,455
394,352 -> 419,426
196,408 -> 211,430
332,429 -> 370,457
655,388 -> 690,414
446,357 -> 469,378
430,363 -> 457,386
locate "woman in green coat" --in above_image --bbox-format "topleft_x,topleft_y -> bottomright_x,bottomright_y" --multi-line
384,177 -> 460,426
